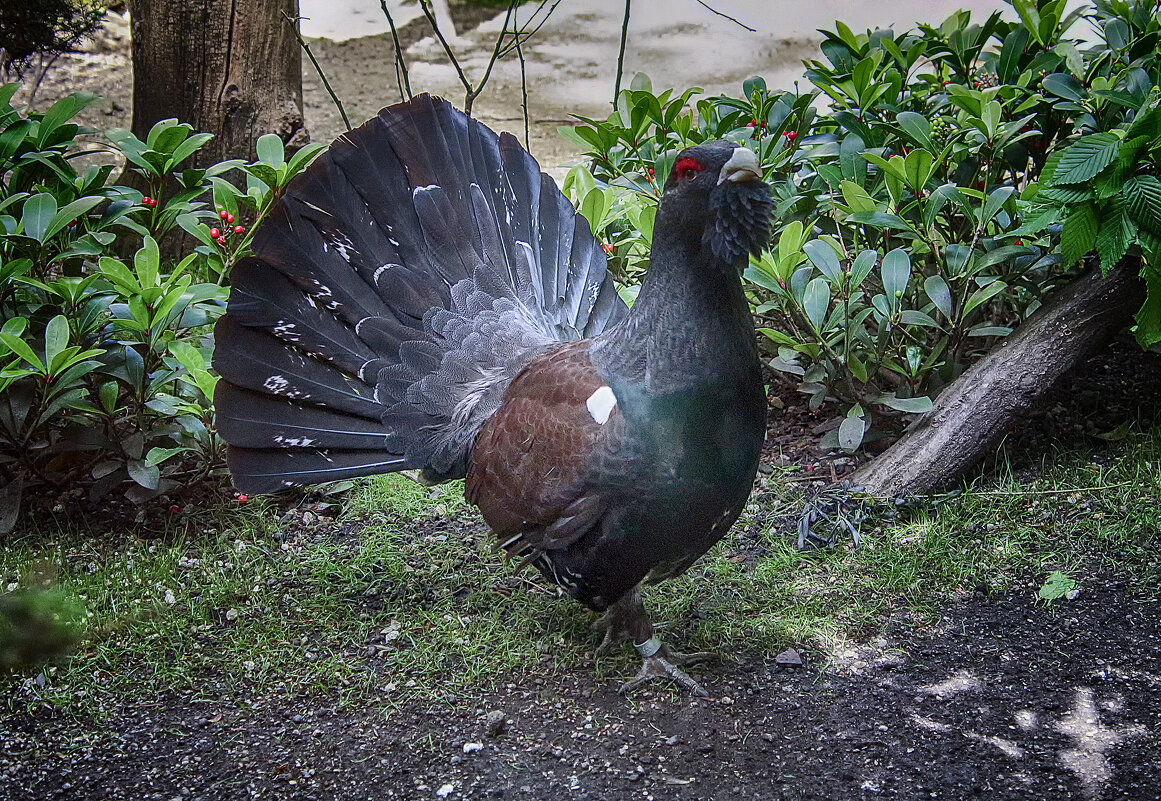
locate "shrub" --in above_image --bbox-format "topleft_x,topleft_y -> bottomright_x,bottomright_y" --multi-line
0,85 -> 323,531
562,0 -> 1161,451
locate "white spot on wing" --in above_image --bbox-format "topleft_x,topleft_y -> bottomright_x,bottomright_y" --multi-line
585,385 -> 617,425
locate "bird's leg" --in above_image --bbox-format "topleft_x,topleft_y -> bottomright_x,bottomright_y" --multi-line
592,588 -> 715,698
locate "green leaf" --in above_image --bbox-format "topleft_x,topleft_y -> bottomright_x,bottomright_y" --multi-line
899,309 -> 940,328
135,236 -> 161,289
1095,194 -> 1136,274
840,180 -> 877,213
903,148 -> 934,193
924,275 -> 954,320
44,315 -> 69,372
1041,73 -> 1085,102
146,446 -> 186,467
0,330 -> 43,372
1060,203 -> 1097,267
895,112 -> 933,150
21,193 -> 57,242
1050,133 -> 1120,185
803,277 -> 831,332
127,459 -> 160,490
838,404 -> 866,451
963,280 -> 1008,316
1124,176 -> 1161,236
166,132 -> 214,171
979,186 -> 1016,228
877,394 -> 933,413
1037,571 -> 1076,602
847,353 -> 868,383
804,240 -> 842,283
849,249 -> 877,291
966,325 -> 1012,337
256,133 -> 285,166
881,248 -> 911,305
44,196 -> 104,240
1134,263 -> 1161,348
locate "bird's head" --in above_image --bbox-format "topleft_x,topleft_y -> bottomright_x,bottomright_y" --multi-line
659,141 -> 772,265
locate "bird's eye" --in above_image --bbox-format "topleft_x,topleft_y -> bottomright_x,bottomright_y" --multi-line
674,157 -> 704,180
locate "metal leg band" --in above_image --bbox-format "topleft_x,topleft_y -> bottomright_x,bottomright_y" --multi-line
634,636 -> 662,658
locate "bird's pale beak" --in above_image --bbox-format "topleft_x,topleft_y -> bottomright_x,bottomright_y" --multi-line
718,147 -> 763,184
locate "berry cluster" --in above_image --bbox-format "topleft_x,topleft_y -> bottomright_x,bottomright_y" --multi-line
971,72 -> 999,89
210,209 -> 245,247
782,130 -> 797,142
142,196 -> 158,208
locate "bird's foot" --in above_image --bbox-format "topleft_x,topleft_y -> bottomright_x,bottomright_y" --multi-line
619,637 -> 715,698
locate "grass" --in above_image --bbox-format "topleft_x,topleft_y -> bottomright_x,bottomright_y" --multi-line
2,426 -> 1159,713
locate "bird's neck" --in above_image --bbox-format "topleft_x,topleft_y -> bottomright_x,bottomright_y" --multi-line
592,235 -> 758,392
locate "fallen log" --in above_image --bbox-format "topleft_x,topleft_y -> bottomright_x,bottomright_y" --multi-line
849,260 -> 1145,496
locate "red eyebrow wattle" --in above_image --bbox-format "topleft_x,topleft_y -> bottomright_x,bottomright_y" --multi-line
675,157 -> 703,174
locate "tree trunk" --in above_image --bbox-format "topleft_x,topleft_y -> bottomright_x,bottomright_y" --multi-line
849,261 -> 1145,496
129,0 -> 307,166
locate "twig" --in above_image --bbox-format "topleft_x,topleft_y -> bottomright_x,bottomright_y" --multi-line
516,35 -> 530,150
613,0 -> 632,105
695,0 -> 756,33
467,2 -> 519,113
420,0 -> 477,111
379,0 -> 412,101
285,13 -> 350,130
497,0 -> 563,58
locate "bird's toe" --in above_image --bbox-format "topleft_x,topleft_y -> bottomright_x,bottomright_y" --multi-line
619,653 -> 711,698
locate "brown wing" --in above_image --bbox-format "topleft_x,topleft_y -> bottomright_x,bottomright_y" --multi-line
466,339 -> 614,554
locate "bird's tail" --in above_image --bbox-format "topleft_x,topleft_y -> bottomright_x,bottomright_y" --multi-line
213,94 -> 627,493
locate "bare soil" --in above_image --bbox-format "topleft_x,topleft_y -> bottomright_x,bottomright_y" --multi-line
2,581 -> 1159,800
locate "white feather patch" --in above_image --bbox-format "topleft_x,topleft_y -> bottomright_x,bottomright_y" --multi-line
585,385 -> 617,425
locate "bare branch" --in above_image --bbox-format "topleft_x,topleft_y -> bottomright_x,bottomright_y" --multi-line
419,0 -> 474,105
695,0 -> 756,32
516,34 -> 530,150
613,0 -> 632,104
379,0 -> 412,101
284,13 -> 350,130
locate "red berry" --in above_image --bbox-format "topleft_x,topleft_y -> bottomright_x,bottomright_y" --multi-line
237,494 -> 248,503
227,214 -> 235,224
210,227 -> 220,238
217,236 -> 227,246
234,225 -> 244,234
219,210 -> 229,220
748,119 -> 756,127
601,242 -> 613,254
143,196 -> 152,206
67,219 -> 77,227
168,504 -> 182,514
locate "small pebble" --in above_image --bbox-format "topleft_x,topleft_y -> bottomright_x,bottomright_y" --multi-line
485,710 -> 506,737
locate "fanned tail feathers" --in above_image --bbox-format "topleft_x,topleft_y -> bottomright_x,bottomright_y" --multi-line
213,94 -> 627,493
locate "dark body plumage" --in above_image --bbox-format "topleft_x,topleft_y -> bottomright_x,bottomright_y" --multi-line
214,95 -> 772,694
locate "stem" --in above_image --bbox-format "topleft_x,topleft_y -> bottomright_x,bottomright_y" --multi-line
694,0 -> 755,32
516,34 -> 530,150
285,13 -> 350,130
613,0 -> 632,105
420,0 -> 475,110
379,0 -> 412,101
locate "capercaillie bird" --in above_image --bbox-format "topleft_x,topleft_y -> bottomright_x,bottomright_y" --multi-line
213,94 -> 771,696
